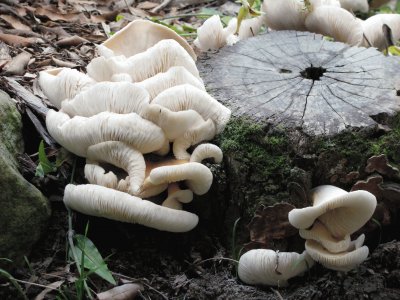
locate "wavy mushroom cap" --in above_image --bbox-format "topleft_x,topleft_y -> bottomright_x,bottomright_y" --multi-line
361,14 -> 400,50
288,185 -> 377,238
61,82 -> 150,117
299,220 -> 351,253
39,68 -> 95,109
46,110 -> 167,157
162,183 -> 194,210
238,249 -> 315,286
84,162 -> 118,189
87,142 -> 146,195
194,15 -> 228,51
64,184 -> 199,232
190,143 -> 223,163
339,0 -> 369,13
97,19 -> 196,61
305,6 -> 364,45
146,162 -> 213,195
151,84 -> 231,134
262,0 -> 308,31
135,66 -> 205,101
110,73 -> 132,82
87,39 -> 200,83
305,235 -> 369,272
237,16 -> 267,39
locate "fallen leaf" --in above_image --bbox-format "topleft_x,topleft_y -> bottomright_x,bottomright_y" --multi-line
137,1 -> 159,9
365,154 -> 400,180
0,33 -> 43,47
3,51 -> 32,75
51,57 -> 78,68
97,283 -> 143,300
35,7 -> 86,23
56,35 -> 89,47
0,14 -> 31,31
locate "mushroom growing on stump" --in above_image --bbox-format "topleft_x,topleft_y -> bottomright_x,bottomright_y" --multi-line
238,249 -> 315,286
288,185 -> 377,271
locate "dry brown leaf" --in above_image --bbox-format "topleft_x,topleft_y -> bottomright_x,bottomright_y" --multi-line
0,14 -> 30,31
90,11 -> 119,23
34,7 -> 86,23
56,35 -> 89,47
3,51 -> 31,75
0,41 -> 11,68
0,33 -> 43,47
51,57 -> 78,68
137,1 -> 159,9
365,154 -> 400,180
34,280 -> 64,300
96,283 -> 143,300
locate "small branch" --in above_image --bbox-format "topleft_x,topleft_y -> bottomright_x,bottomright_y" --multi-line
151,0 -> 172,14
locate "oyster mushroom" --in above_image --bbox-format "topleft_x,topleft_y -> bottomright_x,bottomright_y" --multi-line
288,185 -> 377,239
238,249 -> 314,286
305,6 -> 364,45
46,110 -> 167,157
190,143 -> 223,163
339,0 -> 369,13
38,68 -> 95,109
97,19 -> 196,61
261,0 -> 308,31
61,82 -> 150,118
361,14 -> 400,50
87,39 -> 200,83
84,162 -> 118,189
161,183 -> 193,210
64,184 -> 199,232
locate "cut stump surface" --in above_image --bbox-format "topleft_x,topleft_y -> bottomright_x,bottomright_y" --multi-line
198,31 -> 400,136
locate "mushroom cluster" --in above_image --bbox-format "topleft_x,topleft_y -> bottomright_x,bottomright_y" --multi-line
39,20 -> 231,233
289,185 -> 377,271
194,0 -> 400,51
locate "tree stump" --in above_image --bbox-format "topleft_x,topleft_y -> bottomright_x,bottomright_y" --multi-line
197,31 -> 400,245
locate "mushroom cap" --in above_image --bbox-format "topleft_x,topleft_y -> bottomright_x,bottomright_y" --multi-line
39,68 -> 95,109
97,19 -> 196,61
361,14 -> 400,50
64,184 -> 199,232
46,110 -> 167,157
135,66 -> 205,101
261,0 -> 308,31
305,235 -> 369,272
310,0 -> 341,8
61,82 -> 150,118
238,249 -> 315,286
339,0 -> 369,13
190,143 -> 223,163
237,16 -> 267,40
84,161 -> 118,189
87,39 -> 200,83
299,220 -> 351,253
87,142 -> 146,195
151,84 -> 231,134
194,15 -> 227,51
288,185 -> 377,238
146,162 -> 213,195
305,6 -> 364,46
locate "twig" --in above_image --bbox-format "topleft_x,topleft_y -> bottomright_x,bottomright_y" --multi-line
13,279 -> 60,291
270,287 -> 284,300
193,257 -> 239,265
151,0 -> 172,14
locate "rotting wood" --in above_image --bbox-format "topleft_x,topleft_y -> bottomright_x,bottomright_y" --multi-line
198,31 -> 400,136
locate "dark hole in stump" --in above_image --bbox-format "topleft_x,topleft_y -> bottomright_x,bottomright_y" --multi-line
300,66 -> 326,81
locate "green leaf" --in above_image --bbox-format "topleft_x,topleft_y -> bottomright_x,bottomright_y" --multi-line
388,45 -> 400,56
115,14 -> 124,22
35,140 -> 56,177
69,234 -> 116,285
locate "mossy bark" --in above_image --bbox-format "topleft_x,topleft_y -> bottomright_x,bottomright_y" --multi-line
0,90 -> 50,267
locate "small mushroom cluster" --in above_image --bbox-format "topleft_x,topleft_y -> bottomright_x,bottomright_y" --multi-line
238,185 -> 377,286
288,185 -> 377,271
195,0 -> 400,51
39,20 -> 231,233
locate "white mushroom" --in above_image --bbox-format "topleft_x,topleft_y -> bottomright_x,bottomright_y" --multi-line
299,220 -> 351,253
87,39 -> 200,83
161,183 -> 193,210
305,235 -> 369,272
309,0 -> 341,8
61,82 -> 150,118
144,162 -> 213,195
151,84 -> 231,134
190,143 -> 223,163
64,184 -> 199,232
193,15 -> 233,51
135,66 -> 205,101
86,142 -> 146,195
339,0 -> 369,13
361,14 -> 400,50
238,249 -> 315,286
84,161 -> 118,189
305,6 -> 364,46
97,19 -> 196,61
288,185 -> 377,239
38,68 -> 95,109
46,110 -> 167,157
261,0 -> 308,31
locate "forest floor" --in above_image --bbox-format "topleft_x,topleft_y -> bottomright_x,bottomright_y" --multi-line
1,0 -> 400,299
